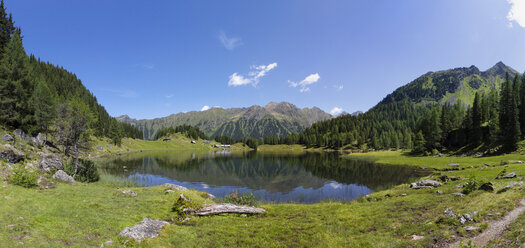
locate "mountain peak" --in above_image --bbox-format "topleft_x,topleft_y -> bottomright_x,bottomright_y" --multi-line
483,61 -> 518,77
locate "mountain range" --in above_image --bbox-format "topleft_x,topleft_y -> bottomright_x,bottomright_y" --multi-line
379,61 -> 518,107
117,102 -> 332,140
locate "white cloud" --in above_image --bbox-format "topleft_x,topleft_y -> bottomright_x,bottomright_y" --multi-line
201,105 -> 211,111
289,73 -> 320,92
334,85 -> 344,91
218,30 -> 243,50
228,62 -> 278,87
330,107 -> 344,116
507,0 -> 525,28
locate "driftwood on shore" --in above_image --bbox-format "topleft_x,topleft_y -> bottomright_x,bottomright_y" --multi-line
194,203 -> 266,216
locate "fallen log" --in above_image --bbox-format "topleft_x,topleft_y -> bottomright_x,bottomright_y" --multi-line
194,203 -> 266,216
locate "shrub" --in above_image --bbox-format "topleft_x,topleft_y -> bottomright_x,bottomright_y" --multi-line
65,159 -> 100,182
8,165 -> 38,188
222,190 -> 258,206
171,195 -> 202,220
462,177 -> 480,195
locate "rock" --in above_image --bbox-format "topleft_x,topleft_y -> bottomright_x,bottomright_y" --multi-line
100,240 -> 113,248
165,190 -> 175,194
497,172 -> 517,179
411,234 -> 424,241
437,190 -> 443,195
448,163 -> 460,167
119,190 -> 137,197
450,176 -> 461,181
479,182 -> 494,192
52,170 -> 76,184
96,145 -> 103,150
450,192 -> 465,197
2,134 -> 13,142
439,175 -> 449,182
37,176 -> 55,189
13,129 -> 31,141
162,183 -> 188,191
194,203 -> 266,216
0,144 -> 25,163
484,163 -> 491,166
39,153 -> 63,172
32,133 -> 44,146
410,180 -> 442,189
119,218 -> 169,242
498,182 -> 524,193
444,208 -> 456,218
204,193 -> 216,200
107,144 -> 111,149
459,216 -> 467,225
401,193 -> 407,196
462,213 -> 474,222
464,226 -> 479,231
503,160 -> 523,165
455,184 -> 464,188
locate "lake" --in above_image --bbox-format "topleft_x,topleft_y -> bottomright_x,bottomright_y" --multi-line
98,151 -> 429,203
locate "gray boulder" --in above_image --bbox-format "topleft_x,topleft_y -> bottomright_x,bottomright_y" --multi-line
410,180 -> 442,189
0,144 -> 24,163
497,172 -> 517,179
2,134 -> 14,142
444,208 -> 456,218
52,170 -> 76,184
162,183 -> 188,191
32,133 -> 44,146
119,218 -> 169,242
96,145 -> 103,150
39,153 -> 64,172
13,129 -> 31,141
498,181 -> 524,193
37,176 -> 55,189
450,192 -> 465,197
448,163 -> 460,167
119,190 -> 138,197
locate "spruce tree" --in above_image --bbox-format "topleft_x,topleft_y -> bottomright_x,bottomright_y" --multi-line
0,0 -> 14,57
520,72 -> 525,139
32,80 -> 56,142
471,92 -> 482,145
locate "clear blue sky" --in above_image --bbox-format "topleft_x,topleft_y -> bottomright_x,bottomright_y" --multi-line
7,0 -> 525,119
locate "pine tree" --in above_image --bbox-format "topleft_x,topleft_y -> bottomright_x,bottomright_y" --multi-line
32,80 -> 56,142
0,29 -> 31,129
413,131 -> 426,154
520,72 -> 525,139
471,92 -> 482,145
0,0 -> 14,57
499,74 -> 521,151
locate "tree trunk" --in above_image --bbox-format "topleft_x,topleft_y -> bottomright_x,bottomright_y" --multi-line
194,204 -> 266,216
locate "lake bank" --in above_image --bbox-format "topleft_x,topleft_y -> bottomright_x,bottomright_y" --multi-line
1,138 -> 524,247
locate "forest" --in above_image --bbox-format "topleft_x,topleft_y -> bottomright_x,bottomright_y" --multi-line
0,1 -> 142,148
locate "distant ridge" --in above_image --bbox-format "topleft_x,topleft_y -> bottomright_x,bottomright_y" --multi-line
118,102 -> 331,140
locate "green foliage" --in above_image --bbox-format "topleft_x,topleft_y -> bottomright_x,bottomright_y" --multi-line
245,138 -> 257,150
221,190 -> 258,206
171,195 -> 202,219
155,124 -> 208,140
461,177 -> 481,195
64,159 -> 99,183
8,165 -> 37,188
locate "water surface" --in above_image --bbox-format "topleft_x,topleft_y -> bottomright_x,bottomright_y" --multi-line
98,151 -> 429,203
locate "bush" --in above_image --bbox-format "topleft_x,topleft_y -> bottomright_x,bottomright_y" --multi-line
8,165 -> 38,188
65,159 -> 99,182
462,177 -> 480,195
222,190 -> 258,206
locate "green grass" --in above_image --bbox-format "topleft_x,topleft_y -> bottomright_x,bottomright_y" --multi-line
347,150 -> 525,170
1,152 -> 525,247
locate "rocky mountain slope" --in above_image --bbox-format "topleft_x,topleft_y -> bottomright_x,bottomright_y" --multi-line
118,102 -> 331,140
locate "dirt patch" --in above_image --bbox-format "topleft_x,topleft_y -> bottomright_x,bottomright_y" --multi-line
449,198 -> 525,247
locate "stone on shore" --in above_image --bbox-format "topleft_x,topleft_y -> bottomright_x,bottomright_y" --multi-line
119,218 -> 169,242
162,183 -> 188,191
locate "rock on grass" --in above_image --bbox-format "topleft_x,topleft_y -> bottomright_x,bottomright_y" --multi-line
119,218 -> 169,242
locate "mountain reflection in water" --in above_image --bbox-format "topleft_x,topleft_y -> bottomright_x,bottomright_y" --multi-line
98,151 -> 429,203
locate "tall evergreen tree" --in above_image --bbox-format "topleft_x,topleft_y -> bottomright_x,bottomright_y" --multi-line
520,72 -> 525,139
499,74 -> 521,151
0,0 -> 14,57
0,29 -> 32,129
32,80 -> 56,142
471,92 -> 483,145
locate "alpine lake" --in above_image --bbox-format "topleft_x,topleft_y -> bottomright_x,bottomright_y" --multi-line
97,150 -> 430,203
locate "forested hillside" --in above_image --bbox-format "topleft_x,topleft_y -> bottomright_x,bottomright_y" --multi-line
282,63 -> 524,154
0,1 -> 141,142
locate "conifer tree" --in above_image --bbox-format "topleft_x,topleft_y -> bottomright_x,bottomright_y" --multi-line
520,73 -> 525,139
471,92 -> 482,145
32,80 -> 56,142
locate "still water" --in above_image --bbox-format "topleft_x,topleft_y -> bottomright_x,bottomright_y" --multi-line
98,151 -> 429,203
